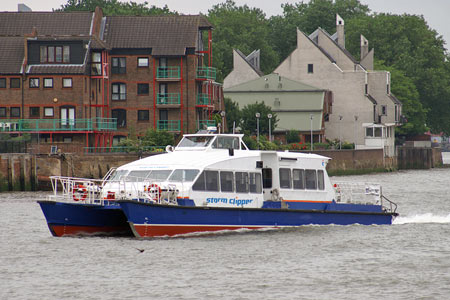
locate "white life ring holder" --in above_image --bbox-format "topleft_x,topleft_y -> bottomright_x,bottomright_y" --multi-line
73,184 -> 88,201
148,183 -> 161,202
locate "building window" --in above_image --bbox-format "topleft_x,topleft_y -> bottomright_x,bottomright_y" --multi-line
91,52 -> 102,75
62,78 -> 73,88
112,83 -> 126,100
10,107 -> 20,118
44,107 -> 54,117
0,78 -> 6,88
10,78 -> 20,88
159,109 -> 168,121
137,83 -> 149,95
138,110 -> 149,121
111,57 -> 126,74
61,107 -> 75,127
30,107 -> 40,118
44,78 -> 53,88
29,78 -> 39,88
381,105 -> 387,116
40,45 -> 70,63
138,57 -> 149,67
112,109 -> 127,128
307,64 -> 314,74
0,107 -> 6,117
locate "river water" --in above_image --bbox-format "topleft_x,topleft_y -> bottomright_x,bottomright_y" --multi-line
1,168 -> 450,300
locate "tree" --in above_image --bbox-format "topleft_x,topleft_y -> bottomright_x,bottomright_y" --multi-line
58,0 -> 174,15
240,102 -> 277,135
224,98 -> 241,132
207,0 -> 279,81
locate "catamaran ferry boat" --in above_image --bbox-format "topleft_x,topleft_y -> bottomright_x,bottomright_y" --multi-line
38,130 -> 398,237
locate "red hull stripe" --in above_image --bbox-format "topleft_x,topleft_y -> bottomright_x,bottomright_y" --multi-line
133,224 -> 267,237
50,225 -> 127,237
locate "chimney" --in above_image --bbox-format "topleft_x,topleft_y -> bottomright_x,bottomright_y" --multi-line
336,14 -> 345,48
361,35 -> 369,60
18,4 -> 32,12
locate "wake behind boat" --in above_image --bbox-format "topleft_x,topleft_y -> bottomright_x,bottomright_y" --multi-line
38,129 -> 398,237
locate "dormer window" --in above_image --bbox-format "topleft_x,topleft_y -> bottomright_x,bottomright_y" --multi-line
40,45 -> 70,63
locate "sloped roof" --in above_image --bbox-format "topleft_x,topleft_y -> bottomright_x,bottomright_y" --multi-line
388,94 -> 402,105
311,28 -> 358,64
224,73 -> 324,92
103,15 -> 212,55
366,94 -> 377,105
300,29 -> 336,64
235,49 -> 264,76
0,37 -> 24,74
0,12 -> 94,36
26,64 -> 86,75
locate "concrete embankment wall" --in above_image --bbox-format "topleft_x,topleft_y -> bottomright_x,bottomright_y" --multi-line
0,147 -> 443,191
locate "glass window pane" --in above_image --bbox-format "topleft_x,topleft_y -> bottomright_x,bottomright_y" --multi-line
169,169 -> 199,182
192,171 -> 205,191
279,168 -> 291,189
293,169 -> 305,189
220,171 -> 234,192
138,57 -> 148,67
63,46 -> 70,63
205,170 -> 219,191
55,46 -> 62,62
235,172 -> 248,193
44,107 -> 54,117
249,173 -> 262,193
147,170 -> 172,181
305,169 -> 317,190
48,47 -> 55,62
63,78 -> 72,88
125,170 -> 151,182
317,170 -> 325,190
40,46 -> 47,62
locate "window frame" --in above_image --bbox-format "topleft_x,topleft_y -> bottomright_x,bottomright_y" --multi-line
0,107 -> 6,118
0,78 -> 6,89
137,83 -> 149,95
43,78 -> 53,88
44,107 -> 54,117
137,57 -> 149,67
62,78 -> 73,88
111,57 -> 126,74
305,169 -> 317,190
29,107 -> 40,118
10,78 -> 20,89
137,110 -> 149,121
111,82 -> 127,100
235,172 -> 249,193
10,107 -> 20,118
279,168 -> 292,189
307,63 -> 314,74
220,171 -> 234,192
29,78 -> 40,88
40,45 -> 70,63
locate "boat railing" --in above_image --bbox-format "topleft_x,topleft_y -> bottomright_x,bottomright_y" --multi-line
333,181 -> 382,205
47,175 -> 179,206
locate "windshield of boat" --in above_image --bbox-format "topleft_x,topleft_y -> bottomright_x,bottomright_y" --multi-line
211,136 -> 240,149
168,169 -> 200,182
109,169 -> 128,181
121,170 -> 172,182
177,136 -> 214,148
147,170 -> 172,181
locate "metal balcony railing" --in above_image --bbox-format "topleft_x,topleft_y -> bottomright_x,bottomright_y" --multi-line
156,67 -> 180,79
197,120 -> 216,130
196,66 -> 216,80
196,93 -> 210,105
0,118 -> 117,132
157,93 -> 181,105
157,120 -> 181,131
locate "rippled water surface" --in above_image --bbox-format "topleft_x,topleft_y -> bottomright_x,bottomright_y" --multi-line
1,168 -> 450,299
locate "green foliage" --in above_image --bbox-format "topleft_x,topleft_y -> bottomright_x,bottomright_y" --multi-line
118,128 -> 174,153
224,98 -> 241,132
58,0 -> 174,15
243,135 -> 277,150
286,130 -> 301,144
240,102 -> 278,135
207,0 -> 279,81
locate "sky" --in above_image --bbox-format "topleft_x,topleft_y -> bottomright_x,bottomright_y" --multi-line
2,0 -> 449,48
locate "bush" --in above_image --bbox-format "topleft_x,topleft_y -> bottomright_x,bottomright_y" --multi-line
286,130 -> 300,144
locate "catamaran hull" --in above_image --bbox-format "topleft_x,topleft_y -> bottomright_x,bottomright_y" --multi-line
38,201 -> 133,237
119,200 -> 396,238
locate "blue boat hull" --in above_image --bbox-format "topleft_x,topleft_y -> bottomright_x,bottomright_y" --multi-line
118,200 -> 397,237
38,201 -> 132,237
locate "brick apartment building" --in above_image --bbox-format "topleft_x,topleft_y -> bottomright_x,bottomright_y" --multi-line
0,7 -> 223,153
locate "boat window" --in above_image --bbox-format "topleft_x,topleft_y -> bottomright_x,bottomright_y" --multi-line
293,169 -> 305,190
177,135 -> 214,147
235,172 -> 249,193
169,169 -> 199,182
220,171 -> 234,192
205,170 -> 219,191
125,170 -> 151,182
212,136 -> 240,149
147,170 -> 172,181
305,169 -> 317,190
317,170 -> 325,190
262,168 -> 272,188
192,171 -> 206,191
249,173 -> 262,194
109,169 -> 128,181
279,168 -> 291,189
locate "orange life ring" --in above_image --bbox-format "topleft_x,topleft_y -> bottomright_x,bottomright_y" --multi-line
147,183 -> 161,202
73,184 -> 88,201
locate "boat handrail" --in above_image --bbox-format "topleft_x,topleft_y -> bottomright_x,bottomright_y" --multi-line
381,195 -> 398,214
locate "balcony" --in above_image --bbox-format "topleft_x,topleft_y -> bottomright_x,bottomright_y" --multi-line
156,67 -> 180,80
196,93 -> 210,106
0,118 -> 117,132
197,120 -> 216,130
196,66 -> 216,80
157,120 -> 181,132
157,93 -> 181,105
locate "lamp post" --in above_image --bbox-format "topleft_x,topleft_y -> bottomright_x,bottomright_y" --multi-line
255,112 -> 260,149
354,115 -> 358,150
339,115 -> 343,150
220,111 -> 226,133
268,113 -> 272,142
310,114 -> 313,151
